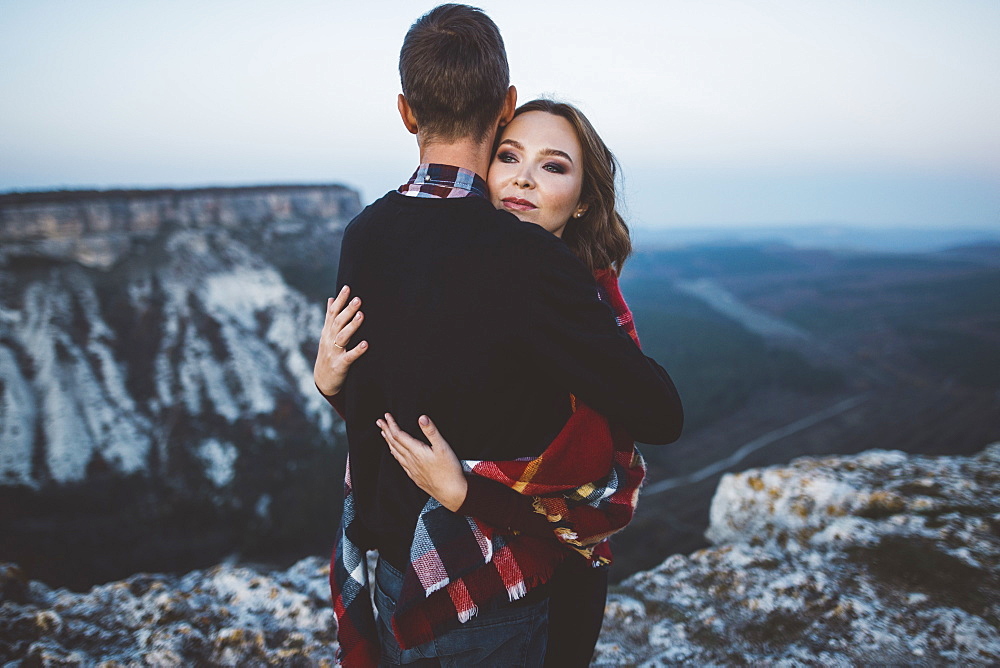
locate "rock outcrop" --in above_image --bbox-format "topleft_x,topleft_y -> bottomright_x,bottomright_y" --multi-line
596,443 -> 1000,665
0,558 -> 337,666
0,186 -> 361,589
0,186 -> 358,270
2,444 -> 997,666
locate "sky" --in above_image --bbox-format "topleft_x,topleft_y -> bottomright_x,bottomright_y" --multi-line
1,0 -> 998,229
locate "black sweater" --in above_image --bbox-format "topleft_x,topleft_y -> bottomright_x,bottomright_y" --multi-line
335,191 -> 682,567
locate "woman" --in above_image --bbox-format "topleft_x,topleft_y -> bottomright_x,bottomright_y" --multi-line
317,100 -> 666,665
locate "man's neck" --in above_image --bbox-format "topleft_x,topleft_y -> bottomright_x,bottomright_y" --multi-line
417,136 -> 493,180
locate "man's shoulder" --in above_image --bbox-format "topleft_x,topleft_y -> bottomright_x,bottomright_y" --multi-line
346,192 -> 566,252
340,192 -> 403,247
344,191 -> 398,227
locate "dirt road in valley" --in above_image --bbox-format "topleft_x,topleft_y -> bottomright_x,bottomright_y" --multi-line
643,392 -> 871,495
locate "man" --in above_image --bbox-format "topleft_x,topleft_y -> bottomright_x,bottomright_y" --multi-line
317,4 -> 681,665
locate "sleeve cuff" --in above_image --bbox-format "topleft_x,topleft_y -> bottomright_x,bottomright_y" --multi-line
316,383 -> 346,419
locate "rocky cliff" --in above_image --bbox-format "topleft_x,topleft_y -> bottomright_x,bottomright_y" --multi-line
0,186 -> 357,270
597,443 -> 1000,665
2,444 -> 996,666
0,185 -> 362,589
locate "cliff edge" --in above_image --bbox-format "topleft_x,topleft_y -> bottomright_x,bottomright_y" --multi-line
597,442 -> 1000,665
2,443 -> 997,665
0,185 -> 361,589
0,185 -> 358,270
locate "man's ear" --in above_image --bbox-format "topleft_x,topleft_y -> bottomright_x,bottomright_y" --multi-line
498,85 -> 517,127
398,94 -> 419,135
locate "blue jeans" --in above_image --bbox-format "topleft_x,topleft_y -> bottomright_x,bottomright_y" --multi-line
373,558 -> 549,667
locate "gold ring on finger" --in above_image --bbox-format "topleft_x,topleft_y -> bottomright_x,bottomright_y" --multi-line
333,341 -> 346,349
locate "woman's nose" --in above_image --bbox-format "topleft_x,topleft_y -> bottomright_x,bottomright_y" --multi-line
512,168 -> 534,188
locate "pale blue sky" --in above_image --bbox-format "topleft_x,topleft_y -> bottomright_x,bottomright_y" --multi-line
1,0 -> 998,228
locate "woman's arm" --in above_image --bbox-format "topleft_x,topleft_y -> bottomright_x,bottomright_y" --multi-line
377,270 -> 660,541
314,285 -> 368,415
377,413 -> 467,511
523,239 -> 683,444
377,413 -> 560,540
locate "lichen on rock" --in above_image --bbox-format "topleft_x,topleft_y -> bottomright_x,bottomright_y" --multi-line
3,444 -> 998,666
0,557 -> 338,666
595,443 -> 1000,666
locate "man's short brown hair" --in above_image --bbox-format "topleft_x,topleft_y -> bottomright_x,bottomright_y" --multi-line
399,4 -> 509,143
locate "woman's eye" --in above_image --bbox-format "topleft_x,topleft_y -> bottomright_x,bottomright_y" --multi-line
543,162 -> 566,174
496,151 -> 517,163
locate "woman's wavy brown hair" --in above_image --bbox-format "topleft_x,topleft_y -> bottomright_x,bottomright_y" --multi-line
508,99 -> 632,275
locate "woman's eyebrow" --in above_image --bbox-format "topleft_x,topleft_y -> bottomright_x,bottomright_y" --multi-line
540,148 -> 573,162
498,139 -> 573,163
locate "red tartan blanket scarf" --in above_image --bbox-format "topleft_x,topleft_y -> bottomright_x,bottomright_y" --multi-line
330,268 -> 646,666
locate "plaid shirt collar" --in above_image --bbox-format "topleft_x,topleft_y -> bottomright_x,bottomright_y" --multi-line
398,163 -> 489,200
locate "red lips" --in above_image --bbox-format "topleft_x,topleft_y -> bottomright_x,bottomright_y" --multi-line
501,197 -> 536,211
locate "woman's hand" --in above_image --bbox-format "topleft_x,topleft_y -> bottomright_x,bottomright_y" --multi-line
313,285 -> 368,397
377,413 -> 468,512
